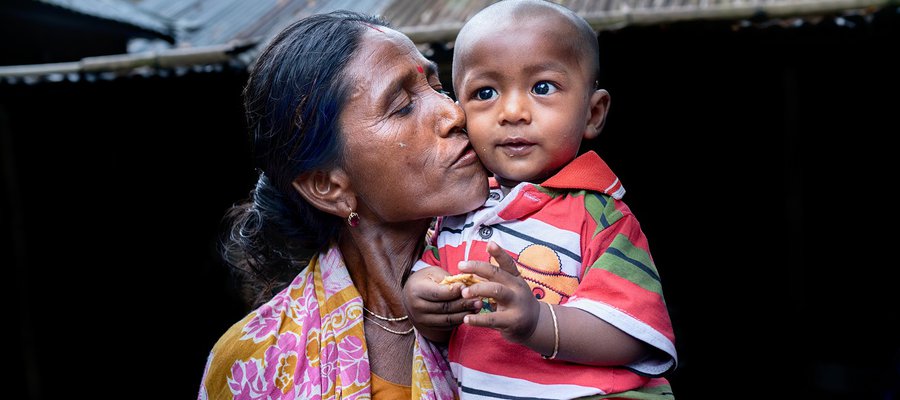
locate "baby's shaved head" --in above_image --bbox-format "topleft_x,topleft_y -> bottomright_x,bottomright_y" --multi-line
453,0 -> 600,88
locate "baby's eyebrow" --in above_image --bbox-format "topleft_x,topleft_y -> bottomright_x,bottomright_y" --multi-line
523,61 -> 568,75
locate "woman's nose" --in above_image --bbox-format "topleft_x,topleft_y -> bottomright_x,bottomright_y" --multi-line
499,92 -> 531,125
437,96 -> 466,138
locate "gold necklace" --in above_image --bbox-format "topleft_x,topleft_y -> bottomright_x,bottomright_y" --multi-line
363,306 -> 409,322
363,316 -> 414,335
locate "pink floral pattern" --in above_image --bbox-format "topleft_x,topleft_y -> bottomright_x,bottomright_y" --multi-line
227,358 -> 267,400
337,336 -> 370,386
198,246 -> 456,399
240,275 -> 304,343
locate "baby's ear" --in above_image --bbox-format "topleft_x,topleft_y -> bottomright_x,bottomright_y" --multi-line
584,89 -> 611,140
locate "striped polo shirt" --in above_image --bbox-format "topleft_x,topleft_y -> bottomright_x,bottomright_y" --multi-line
414,151 -> 677,399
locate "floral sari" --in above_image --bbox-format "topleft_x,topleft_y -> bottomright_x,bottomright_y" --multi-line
198,246 -> 457,399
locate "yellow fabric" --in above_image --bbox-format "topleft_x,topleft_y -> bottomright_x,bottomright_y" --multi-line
197,247 -> 457,399
371,372 -> 413,399
199,252 -> 370,398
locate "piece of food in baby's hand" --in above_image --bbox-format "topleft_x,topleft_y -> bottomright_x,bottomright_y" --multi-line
439,273 -> 496,313
439,273 -> 483,286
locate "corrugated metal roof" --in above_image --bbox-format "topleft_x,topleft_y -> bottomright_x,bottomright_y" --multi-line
130,0 -> 893,47
134,0 -> 394,47
388,0 -> 896,41
3,0 -> 891,82
38,0 -> 172,37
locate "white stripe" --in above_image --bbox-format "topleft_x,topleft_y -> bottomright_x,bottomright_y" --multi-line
603,178 -> 619,194
437,209 -> 585,276
565,298 -> 677,375
411,260 -> 431,272
451,362 -> 605,399
436,213 -> 476,248
495,218 -> 583,276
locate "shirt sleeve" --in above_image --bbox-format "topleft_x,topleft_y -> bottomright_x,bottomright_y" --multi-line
565,196 -> 678,376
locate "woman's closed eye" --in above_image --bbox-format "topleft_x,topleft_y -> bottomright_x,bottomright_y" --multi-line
396,101 -> 414,116
532,81 -> 558,96
395,85 -> 450,117
390,90 -> 415,117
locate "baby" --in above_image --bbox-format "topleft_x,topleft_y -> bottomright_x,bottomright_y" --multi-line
404,1 -> 678,399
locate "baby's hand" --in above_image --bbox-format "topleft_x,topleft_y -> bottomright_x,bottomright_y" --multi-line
402,267 -> 482,342
458,242 -> 541,344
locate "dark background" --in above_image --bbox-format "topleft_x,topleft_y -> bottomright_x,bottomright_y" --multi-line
2,9 -> 898,400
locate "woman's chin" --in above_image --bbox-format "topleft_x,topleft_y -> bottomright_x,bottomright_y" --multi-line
456,184 -> 490,215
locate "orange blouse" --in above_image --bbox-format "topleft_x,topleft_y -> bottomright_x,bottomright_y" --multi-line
371,372 -> 413,399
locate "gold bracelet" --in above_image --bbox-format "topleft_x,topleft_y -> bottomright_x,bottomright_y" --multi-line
541,302 -> 559,360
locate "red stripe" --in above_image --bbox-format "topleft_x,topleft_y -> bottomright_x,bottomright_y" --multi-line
613,202 -> 653,258
450,325 -> 649,392
575,269 -> 675,341
437,241 -> 505,275
498,189 -> 598,238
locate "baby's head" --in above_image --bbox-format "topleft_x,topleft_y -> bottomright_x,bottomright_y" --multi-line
453,0 -> 610,188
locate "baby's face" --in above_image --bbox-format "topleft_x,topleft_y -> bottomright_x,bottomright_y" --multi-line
453,17 -> 598,187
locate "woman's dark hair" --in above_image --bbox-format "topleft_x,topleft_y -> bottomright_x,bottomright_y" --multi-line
223,11 -> 390,308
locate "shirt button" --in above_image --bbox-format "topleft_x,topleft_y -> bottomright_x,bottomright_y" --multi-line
479,225 -> 493,239
489,191 -> 501,201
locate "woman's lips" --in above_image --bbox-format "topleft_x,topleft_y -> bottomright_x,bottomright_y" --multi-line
452,145 -> 478,168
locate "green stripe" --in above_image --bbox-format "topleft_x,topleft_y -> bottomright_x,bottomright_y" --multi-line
426,244 -> 440,262
589,234 -> 663,296
533,184 -> 562,198
585,193 -> 623,238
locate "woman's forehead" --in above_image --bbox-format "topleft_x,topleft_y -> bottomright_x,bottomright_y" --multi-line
343,28 -> 429,99
352,27 -> 422,72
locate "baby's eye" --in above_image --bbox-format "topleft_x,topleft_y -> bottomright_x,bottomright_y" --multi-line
532,81 -> 558,96
475,87 -> 497,101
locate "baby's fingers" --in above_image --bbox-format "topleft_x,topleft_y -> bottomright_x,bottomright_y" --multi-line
485,241 -> 520,277
463,310 -> 516,330
461,281 -> 512,305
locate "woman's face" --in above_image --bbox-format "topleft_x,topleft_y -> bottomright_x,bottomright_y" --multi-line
339,27 -> 488,223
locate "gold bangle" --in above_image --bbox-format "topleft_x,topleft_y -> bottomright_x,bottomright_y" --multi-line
541,302 -> 559,360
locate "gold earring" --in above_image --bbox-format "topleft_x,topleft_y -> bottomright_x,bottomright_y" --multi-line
347,211 -> 360,227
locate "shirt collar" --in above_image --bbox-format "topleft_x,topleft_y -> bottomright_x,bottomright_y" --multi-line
538,151 -> 625,199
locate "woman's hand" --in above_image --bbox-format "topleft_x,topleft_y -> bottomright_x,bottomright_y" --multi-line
458,242 -> 542,344
402,266 -> 482,343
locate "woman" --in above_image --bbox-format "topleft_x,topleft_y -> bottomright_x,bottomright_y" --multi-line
198,11 -> 488,399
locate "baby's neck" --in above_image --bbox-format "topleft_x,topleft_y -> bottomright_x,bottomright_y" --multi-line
494,175 -> 521,195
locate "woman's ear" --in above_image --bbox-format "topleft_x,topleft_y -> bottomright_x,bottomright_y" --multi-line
584,89 -> 611,140
291,169 -> 355,218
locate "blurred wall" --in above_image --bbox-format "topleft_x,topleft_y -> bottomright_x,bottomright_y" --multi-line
2,8 -> 898,399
